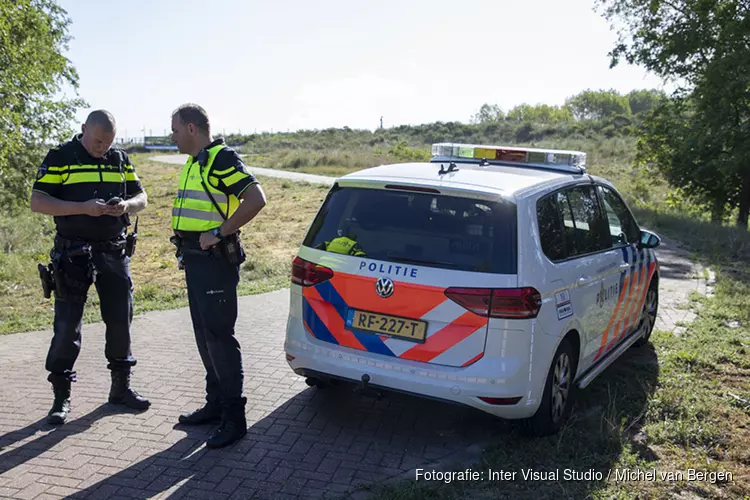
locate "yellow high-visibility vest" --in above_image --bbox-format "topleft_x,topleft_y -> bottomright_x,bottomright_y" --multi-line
325,236 -> 366,256
171,144 -> 242,231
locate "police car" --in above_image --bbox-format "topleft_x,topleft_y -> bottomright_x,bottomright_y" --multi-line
283,142 -> 661,435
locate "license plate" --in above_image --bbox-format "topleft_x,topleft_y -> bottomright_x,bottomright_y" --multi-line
345,309 -> 428,343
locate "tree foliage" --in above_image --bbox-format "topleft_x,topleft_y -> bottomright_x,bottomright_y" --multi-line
626,89 -> 668,115
598,0 -> 750,227
471,89 -> 664,128
0,0 -> 85,211
565,89 -> 632,120
471,104 -> 505,124
506,104 -> 573,123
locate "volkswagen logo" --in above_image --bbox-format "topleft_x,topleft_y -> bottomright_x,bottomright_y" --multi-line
375,277 -> 394,298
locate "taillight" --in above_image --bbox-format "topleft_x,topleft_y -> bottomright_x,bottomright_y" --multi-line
444,287 -> 541,319
291,256 -> 334,287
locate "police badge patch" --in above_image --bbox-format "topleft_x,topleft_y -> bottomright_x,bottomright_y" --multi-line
36,165 -> 48,180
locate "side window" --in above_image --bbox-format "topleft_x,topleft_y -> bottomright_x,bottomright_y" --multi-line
563,185 -> 610,256
537,195 -> 566,261
556,191 -> 577,258
598,186 -> 640,245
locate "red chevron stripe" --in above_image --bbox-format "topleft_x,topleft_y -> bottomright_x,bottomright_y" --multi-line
400,311 -> 487,363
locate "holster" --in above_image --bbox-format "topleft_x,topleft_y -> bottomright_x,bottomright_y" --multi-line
38,262 -> 56,299
211,233 -> 246,265
47,244 -> 93,304
170,231 -> 245,266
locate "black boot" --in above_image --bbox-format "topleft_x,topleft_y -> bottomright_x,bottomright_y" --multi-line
47,376 -> 71,425
108,370 -> 150,410
206,398 -> 247,449
178,403 -> 222,425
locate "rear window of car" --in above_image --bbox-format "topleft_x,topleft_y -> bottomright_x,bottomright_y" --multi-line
302,185 -> 518,274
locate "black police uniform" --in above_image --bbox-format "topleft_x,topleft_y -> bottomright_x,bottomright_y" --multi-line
32,134 -> 150,423
171,139 -> 258,448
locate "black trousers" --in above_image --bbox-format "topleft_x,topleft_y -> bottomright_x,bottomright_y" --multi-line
45,247 -> 136,383
183,252 -> 244,413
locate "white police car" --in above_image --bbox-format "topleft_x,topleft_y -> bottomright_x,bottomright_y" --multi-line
284,142 -> 660,435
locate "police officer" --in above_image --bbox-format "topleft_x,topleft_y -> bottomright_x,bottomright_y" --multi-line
169,103 -> 267,449
30,110 -> 151,425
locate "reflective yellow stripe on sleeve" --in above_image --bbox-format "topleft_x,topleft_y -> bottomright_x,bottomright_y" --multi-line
222,171 -> 248,187
212,166 -> 236,176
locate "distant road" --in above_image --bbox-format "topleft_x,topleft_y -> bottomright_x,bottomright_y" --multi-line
148,154 -> 336,186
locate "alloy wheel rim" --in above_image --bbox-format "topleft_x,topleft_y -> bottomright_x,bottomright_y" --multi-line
551,352 -> 570,423
640,288 -> 657,333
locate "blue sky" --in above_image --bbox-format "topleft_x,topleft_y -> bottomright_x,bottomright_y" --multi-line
58,0 -> 668,139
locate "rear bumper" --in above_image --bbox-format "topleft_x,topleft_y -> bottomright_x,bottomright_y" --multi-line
284,316 -> 543,419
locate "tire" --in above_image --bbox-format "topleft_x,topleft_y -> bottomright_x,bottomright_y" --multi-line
633,280 -> 658,347
526,339 -> 577,437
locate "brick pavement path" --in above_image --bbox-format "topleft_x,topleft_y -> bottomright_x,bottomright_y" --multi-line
0,237 -> 705,500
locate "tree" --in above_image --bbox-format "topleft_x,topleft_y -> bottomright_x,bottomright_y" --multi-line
0,0 -> 85,211
626,89 -> 668,115
635,97 -> 739,223
598,0 -> 750,228
565,89 -> 632,121
471,104 -> 505,124
506,104 -> 573,123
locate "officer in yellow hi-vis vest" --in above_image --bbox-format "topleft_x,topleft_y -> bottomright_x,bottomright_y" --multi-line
169,103 -> 267,449
322,234 -> 366,256
29,110 -> 151,426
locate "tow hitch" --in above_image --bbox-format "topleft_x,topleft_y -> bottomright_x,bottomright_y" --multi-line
354,373 -> 383,399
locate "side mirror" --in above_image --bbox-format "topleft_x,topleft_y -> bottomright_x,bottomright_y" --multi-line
639,229 -> 661,249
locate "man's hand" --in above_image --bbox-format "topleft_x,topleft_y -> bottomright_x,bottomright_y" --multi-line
199,231 -> 220,250
103,200 -> 129,217
83,199 -> 109,217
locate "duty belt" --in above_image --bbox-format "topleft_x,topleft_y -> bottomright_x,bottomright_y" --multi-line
54,234 -> 126,253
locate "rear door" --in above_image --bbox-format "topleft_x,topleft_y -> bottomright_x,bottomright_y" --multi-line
297,183 -> 518,368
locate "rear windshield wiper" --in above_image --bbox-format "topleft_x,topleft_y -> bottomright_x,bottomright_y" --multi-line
387,255 -> 459,268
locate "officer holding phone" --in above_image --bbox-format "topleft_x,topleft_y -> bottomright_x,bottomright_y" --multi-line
30,110 -> 151,425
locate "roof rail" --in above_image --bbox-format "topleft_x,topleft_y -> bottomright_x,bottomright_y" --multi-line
430,142 -> 587,174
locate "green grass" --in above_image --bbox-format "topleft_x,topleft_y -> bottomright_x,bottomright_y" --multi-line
0,155 -> 331,335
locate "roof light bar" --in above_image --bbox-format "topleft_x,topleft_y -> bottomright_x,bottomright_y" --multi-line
431,143 -> 587,173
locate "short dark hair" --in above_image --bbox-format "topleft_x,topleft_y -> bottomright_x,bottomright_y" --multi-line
85,109 -> 116,133
172,103 -> 210,135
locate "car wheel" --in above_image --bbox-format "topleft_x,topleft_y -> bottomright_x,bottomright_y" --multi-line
526,339 -> 576,437
633,280 -> 658,347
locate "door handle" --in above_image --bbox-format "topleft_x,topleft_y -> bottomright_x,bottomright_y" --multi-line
578,275 -> 594,285
619,263 -> 630,269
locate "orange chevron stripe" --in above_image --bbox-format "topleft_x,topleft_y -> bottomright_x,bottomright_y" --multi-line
608,259 -> 658,352
400,311 -> 487,362
594,273 -> 631,361
302,286 -> 366,351
608,259 -> 643,349
607,257 -> 641,351
623,257 -> 649,335
330,272 -> 447,320
631,261 -> 658,328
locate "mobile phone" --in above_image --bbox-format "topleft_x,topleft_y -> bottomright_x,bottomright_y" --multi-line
107,197 -> 122,205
